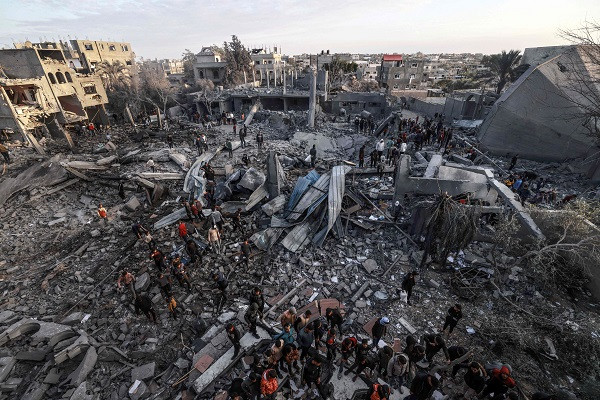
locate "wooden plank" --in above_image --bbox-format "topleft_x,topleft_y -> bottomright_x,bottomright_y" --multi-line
64,166 -> 92,182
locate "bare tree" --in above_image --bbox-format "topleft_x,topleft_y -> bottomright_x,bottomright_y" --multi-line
138,64 -> 175,121
194,79 -> 219,115
559,21 -> 600,136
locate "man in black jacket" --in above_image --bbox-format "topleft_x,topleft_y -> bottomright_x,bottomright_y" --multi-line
402,271 -> 419,305
226,323 -> 242,359
372,316 -> 390,349
303,357 -> 325,397
423,333 -> 450,363
134,293 -> 157,323
408,372 -> 439,400
442,303 -> 463,336
325,308 -> 344,338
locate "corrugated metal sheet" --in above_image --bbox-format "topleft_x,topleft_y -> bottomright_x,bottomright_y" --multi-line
245,184 -> 268,211
285,170 -> 320,216
326,165 -> 351,235
250,227 -> 284,250
281,221 -> 313,252
287,172 -> 331,222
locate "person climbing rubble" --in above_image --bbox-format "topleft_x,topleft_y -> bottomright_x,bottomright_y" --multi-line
479,365 -> 516,399
240,240 -> 251,266
422,333 -> 450,363
372,316 -> 390,348
171,257 -> 192,291
134,292 -> 157,323
309,144 -> 317,167
441,303 -> 463,336
157,272 -> 172,298
245,302 -> 261,339
212,271 -> 228,302
166,295 -> 181,320
131,222 -> 148,239
150,248 -> 167,271
97,203 -> 107,220
402,271 -> 419,305
303,356 -> 327,398
117,270 -> 135,298
208,225 -> 221,254
185,237 -> 202,264
146,158 -> 155,172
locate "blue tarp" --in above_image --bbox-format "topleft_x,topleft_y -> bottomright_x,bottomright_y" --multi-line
284,170 -> 320,217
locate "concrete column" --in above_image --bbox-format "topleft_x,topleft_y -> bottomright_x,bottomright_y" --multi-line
273,68 -> 277,87
283,97 -> 288,112
291,69 -> 294,89
259,69 -> 263,86
323,70 -> 329,101
267,71 -> 270,89
283,69 -> 287,95
307,67 -> 317,128
243,70 -> 247,84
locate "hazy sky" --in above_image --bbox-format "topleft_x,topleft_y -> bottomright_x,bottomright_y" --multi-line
1,0 -> 598,59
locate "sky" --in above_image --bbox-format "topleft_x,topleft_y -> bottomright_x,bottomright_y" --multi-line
0,0 -> 598,59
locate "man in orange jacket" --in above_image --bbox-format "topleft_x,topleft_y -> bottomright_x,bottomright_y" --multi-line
260,369 -> 278,399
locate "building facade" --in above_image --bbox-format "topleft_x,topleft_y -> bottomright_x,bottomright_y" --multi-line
378,54 -> 426,94
193,47 -> 227,84
250,49 -> 285,87
0,46 -> 108,141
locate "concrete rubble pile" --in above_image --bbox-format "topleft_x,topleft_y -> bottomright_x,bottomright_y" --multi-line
0,106 -> 598,400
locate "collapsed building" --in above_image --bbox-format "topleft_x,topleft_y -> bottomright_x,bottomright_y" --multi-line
0,46 -> 109,149
477,45 -> 600,173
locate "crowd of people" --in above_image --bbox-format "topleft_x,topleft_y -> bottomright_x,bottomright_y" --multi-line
94,111 -> 564,400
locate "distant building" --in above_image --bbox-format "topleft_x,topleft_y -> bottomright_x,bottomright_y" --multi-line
331,92 -> 388,116
14,39 -> 135,74
378,54 -> 426,94
193,47 -> 227,84
250,48 -> 285,87
0,46 -> 108,140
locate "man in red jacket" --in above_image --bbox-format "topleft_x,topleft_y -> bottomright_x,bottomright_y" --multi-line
479,366 -> 516,399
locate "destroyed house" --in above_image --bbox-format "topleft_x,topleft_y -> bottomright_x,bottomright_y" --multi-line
477,45 -> 600,167
331,92 -> 388,116
0,47 -> 109,141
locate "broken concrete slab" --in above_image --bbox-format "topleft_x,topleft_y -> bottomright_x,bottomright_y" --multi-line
261,194 -> 286,216
0,357 -> 16,383
66,346 -> 97,386
124,196 -> 141,211
237,167 -> 266,192
131,362 -> 155,382
193,326 -> 271,394
134,272 -> 150,292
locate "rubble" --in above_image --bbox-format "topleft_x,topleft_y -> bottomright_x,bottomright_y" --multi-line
0,101 -> 598,400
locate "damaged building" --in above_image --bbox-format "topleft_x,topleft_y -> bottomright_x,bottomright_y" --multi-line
0,46 -> 109,147
477,45 -> 600,167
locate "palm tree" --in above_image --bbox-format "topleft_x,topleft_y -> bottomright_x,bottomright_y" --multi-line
96,61 -> 131,91
483,50 -> 523,94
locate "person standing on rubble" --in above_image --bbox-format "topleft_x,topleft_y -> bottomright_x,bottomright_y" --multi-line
377,157 -> 386,180
233,120 -> 237,137
97,203 -> 107,220
273,323 -> 295,345
326,308 -> 344,338
280,307 -> 297,326
245,302 -> 261,339
185,237 -> 202,264
226,323 -> 242,359
182,200 -> 194,221
117,270 -> 136,299
441,303 -> 463,336
294,309 -> 312,333
166,133 -> 174,149
150,248 -> 167,271
178,220 -> 188,239
372,317 -> 390,349
239,124 -> 246,148
231,208 -> 244,232
212,271 -> 228,301
256,131 -> 264,150
260,369 -> 278,399
402,271 -> 419,305
509,154 -> 518,170
338,335 -> 358,373
195,135 -> 203,155
376,139 -> 385,161
157,272 -> 172,298
359,144 -> 366,168
134,293 -> 157,323
303,356 -> 326,398
211,206 -> 224,233
208,225 -> 221,254
297,322 -> 315,363
0,142 -> 10,164
422,333 -> 450,363
387,353 -> 409,395
241,240 -> 252,266
143,231 -> 156,250
132,222 -> 148,239
172,257 -> 192,291
309,144 -> 317,168
166,295 -> 181,320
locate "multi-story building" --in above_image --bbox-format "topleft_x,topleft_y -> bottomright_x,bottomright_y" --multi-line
0,45 -> 108,142
378,54 -> 426,94
193,47 -> 227,84
14,39 -> 135,74
250,48 -> 285,87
